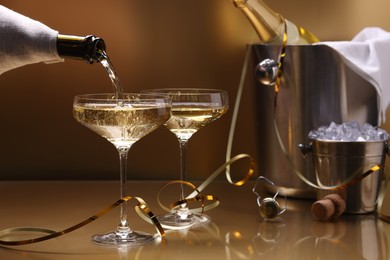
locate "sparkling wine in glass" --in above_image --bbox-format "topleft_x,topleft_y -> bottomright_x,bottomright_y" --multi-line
142,88 -> 229,228
73,93 -> 171,246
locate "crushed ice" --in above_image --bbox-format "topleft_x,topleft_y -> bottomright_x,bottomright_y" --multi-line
308,121 -> 389,141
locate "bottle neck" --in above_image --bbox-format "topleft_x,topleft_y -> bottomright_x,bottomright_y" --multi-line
233,0 -> 284,43
233,0 -> 319,44
56,34 -> 106,64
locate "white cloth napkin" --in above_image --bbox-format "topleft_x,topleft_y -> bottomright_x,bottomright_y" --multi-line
316,28 -> 390,125
0,5 -> 63,75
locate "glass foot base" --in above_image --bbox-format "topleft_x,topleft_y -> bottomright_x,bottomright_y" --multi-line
158,210 -> 211,229
91,230 -> 156,246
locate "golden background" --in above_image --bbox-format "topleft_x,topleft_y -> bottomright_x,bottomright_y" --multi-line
1,0 -> 390,180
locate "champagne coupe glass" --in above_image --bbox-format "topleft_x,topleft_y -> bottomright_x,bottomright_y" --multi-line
73,93 -> 171,246
142,88 -> 229,228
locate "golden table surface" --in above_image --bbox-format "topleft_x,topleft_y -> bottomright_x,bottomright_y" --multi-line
0,180 -> 389,259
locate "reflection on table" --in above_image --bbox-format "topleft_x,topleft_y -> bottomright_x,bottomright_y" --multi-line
0,181 -> 389,259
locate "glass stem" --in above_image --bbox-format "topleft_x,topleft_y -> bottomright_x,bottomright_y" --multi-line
179,139 -> 188,203
117,147 -> 131,232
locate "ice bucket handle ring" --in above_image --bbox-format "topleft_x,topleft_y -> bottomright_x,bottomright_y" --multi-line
298,143 -> 312,158
255,58 -> 279,86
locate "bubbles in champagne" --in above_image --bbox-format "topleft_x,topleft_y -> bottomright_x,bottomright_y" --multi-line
166,106 -> 228,141
73,103 -> 171,149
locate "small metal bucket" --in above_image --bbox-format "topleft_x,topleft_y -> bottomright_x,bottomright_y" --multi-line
299,139 -> 388,214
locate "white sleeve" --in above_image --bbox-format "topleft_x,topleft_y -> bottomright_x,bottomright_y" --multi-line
0,5 -> 63,75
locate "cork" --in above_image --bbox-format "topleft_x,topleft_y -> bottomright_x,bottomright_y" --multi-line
311,193 -> 345,221
323,193 -> 346,217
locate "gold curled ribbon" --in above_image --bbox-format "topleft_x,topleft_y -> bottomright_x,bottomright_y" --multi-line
315,164 -> 382,191
157,180 -> 219,216
185,154 -> 255,201
0,196 -> 164,246
157,153 -> 255,228
273,14 -> 288,109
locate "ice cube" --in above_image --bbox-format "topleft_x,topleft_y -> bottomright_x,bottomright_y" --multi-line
308,121 -> 389,142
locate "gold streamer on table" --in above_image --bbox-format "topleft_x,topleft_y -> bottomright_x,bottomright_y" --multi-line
0,152 -> 254,245
156,154 -> 255,230
0,196 -> 164,246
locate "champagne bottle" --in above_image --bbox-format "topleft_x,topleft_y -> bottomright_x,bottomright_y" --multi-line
0,5 -> 106,75
232,0 -> 319,44
57,34 -> 106,64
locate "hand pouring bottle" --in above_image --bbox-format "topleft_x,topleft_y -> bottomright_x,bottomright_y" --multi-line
0,5 -> 105,75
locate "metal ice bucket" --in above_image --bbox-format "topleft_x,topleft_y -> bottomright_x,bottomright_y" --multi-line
252,44 -> 379,198
300,139 -> 388,214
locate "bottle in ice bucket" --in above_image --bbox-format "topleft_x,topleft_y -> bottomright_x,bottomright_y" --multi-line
57,34 -> 106,64
232,0 -> 319,44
